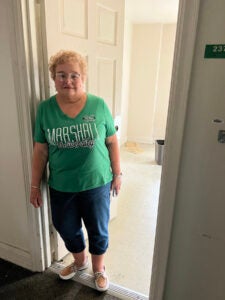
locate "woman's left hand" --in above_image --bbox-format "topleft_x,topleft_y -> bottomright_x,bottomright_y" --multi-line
106,133 -> 122,197
111,175 -> 122,197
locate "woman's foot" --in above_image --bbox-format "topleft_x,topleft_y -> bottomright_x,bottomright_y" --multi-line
59,258 -> 89,280
94,269 -> 109,292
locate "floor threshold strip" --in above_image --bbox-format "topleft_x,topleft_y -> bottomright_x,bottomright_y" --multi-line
50,262 -> 148,300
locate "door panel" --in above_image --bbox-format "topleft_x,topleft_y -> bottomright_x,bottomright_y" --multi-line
41,0 -> 124,260
0,0 -> 48,271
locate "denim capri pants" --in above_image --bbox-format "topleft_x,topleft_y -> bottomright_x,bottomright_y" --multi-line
49,182 -> 111,255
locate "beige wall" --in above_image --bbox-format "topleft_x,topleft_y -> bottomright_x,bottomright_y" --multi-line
126,23 -> 176,144
153,24 -> 176,140
120,17 -> 133,144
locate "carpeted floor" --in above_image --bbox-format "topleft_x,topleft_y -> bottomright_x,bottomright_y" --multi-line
0,258 -> 35,288
0,258 -> 119,300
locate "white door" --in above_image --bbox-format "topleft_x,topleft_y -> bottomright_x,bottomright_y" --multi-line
39,0 -> 125,260
0,0 -> 50,272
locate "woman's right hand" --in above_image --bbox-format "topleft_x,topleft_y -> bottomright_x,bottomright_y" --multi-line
30,187 -> 43,208
30,142 -> 48,208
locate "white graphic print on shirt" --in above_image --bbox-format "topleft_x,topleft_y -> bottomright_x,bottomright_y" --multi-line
47,122 -> 99,149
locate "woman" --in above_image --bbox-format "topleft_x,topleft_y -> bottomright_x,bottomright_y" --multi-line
30,50 -> 122,292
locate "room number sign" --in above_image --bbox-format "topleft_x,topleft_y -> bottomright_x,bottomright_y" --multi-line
204,44 -> 225,58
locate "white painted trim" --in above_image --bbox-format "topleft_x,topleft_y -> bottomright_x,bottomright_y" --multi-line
8,0 -> 51,271
151,23 -> 163,139
9,0 -> 45,272
149,1 -> 201,299
35,0 -> 52,100
0,242 -> 32,270
22,0 -> 52,270
40,182 -> 52,267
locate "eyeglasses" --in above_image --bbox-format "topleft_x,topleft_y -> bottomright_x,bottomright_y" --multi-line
55,72 -> 81,82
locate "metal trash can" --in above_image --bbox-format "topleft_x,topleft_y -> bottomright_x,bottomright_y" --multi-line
155,140 -> 164,165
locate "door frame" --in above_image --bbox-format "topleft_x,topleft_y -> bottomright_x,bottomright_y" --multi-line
149,0 -> 201,299
16,0 -> 201,294
12,0 -> 52,271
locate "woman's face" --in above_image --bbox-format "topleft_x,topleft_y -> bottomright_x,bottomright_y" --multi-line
54,62 -> 85,98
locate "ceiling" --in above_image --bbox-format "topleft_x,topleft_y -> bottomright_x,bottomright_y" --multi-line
126,0 -> 179,23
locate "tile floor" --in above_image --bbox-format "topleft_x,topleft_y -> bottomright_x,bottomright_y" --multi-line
62,143 -> 162,296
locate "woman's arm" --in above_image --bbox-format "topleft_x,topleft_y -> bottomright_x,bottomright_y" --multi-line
30,142 -> 48,208
106,134 -> 122,196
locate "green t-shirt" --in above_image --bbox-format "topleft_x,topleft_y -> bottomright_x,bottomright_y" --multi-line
34,93 -> 116,192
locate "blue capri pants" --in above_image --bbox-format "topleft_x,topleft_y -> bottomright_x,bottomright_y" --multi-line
49,182 -> 111,255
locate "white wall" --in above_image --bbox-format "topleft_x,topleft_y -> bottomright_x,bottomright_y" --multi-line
0,4 -> 30,253
120,14 -> 133,145
153,24 -> 176,140
127,23 -> 176,144
0,0 -> 46,272
154,1 -> 225,299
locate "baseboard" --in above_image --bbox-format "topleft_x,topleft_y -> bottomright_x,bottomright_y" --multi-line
0,241 -> 32,270
50,262 -> 148,300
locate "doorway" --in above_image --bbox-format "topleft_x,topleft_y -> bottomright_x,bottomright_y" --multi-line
50,11 -> 178,300
34,0 -> 179,297
100,1 -> 179,295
